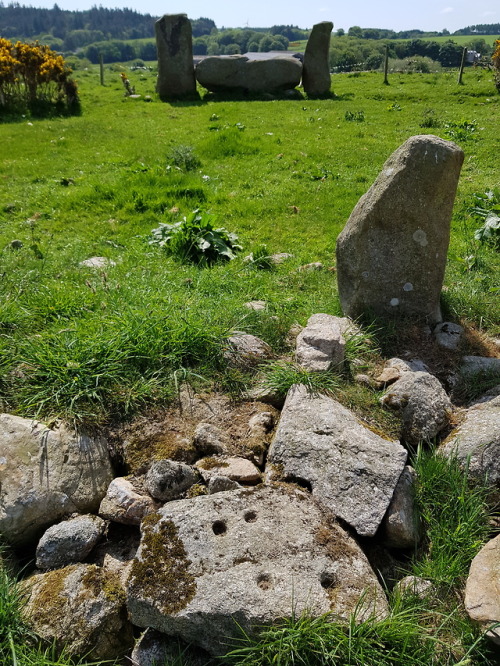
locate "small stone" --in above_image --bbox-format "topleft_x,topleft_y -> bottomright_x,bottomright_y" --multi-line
36,515 -> 106,570
9,239 -> 23,249
354,373 -> 374,387
244,300 -> 267,311
396,575 -> 433,598
296,313 -> 346,371
248,411 -> 274,433
193,423 -> 228,455
224,333 -> 274,370
196,456 -> 261,484
433,322 -> 464,350
269,252 -> 293,264
374,367 -> 401,386
79,257 -> 116,269
145,460 -> 198,501
207,475 -> 241,494
381,466 -> 420,549
99,477 -> 158,526
460,356 -> 500,379
297,262 -> 324,272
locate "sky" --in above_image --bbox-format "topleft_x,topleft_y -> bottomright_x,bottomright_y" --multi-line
17,0 -> 499,33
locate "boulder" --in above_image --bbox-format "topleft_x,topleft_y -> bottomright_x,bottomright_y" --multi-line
145,460 -> 198,502
155,14 -> 197,100
302,21 -> 333,96
460,356 -> 500,379
381,466 -> 420,549
267,385 -> 407,536
381,371 -> 451,444
196,55 -> 302,93
465,533 -> 500,645
336,135 -> 464,324
0,414 -> 113,545
439,388 -> 500,484
126,486 -> 388,655
223,333 -> 273,370
99,477 -> 158,526
296,313 -> 346,371
36,514 -> 106,570
22,563 -> 133,660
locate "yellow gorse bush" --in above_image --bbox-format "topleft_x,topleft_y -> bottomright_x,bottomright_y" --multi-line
0,37 -> 78,112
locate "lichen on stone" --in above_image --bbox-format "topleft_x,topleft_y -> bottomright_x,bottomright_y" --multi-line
129,517 -> 196,615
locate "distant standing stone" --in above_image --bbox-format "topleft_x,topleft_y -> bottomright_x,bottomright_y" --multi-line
155,14 -> 196,100
336,135 -> 464,325
302,22 -> 333,96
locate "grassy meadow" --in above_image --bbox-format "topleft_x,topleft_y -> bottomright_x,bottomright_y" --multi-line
1,62 -> 500,665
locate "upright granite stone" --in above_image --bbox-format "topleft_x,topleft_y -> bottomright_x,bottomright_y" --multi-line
155,14 -> 196,100
336,135 -> 464,324
302,21 -> 333,95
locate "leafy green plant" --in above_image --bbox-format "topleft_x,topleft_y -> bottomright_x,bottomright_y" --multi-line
443,118 -> 477,142
260,361 -> 340,397
344,109 -> 365,122
247,246 -> 274,270
149,210 -> 242,266
166,145 -> 201,172
474,213 -> 500,247
419,109 -> 441,128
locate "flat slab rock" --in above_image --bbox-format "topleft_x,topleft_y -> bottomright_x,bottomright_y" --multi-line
267,385 -> 407,536
465,533 -> 500,645
126,486 -> 388,655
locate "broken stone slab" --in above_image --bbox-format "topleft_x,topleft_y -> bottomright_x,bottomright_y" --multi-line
155,14 -> 197,100
0,413 -> 113,546
223,333 -> 274,370
145,460 -> 199,502
336,135 -> 464,325
22,563 -> 134,660
99,477 -> 159,526
126,486 -> 388,655
196,55 -> 302,93
433,321 -> 464,350
302,21 -> 333,96
196,456 -> 261,485
36,514 -> 106,570
296,313 -> 346,371
267,385 -> 407,536
381,466 -> 420,549
439,388 -> 500,484
465,533 -> 500,646
381,371 -> 452,444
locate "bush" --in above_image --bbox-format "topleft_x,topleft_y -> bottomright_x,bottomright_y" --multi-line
0,38 -> 79,115
149,209 -> 242,266
493,39 -> 500,92
166,145 -> 201,172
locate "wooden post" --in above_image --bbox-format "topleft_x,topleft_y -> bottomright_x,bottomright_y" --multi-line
99,54 -> 105,86
458,47 -> 467,84
383,44 -> 389,85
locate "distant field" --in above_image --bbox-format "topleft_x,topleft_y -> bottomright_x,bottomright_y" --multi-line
401,34 -> 500,46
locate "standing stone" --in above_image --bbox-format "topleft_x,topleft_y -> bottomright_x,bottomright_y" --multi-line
302,22 -> 333,96
155,14 -> 196,101
336,135 -> 464,325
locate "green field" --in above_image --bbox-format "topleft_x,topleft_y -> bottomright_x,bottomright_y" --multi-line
1,63 -> 500,665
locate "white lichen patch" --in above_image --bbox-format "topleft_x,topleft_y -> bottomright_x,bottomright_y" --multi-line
412,230 -> 428,247
390,298 -> 400,307
361,271 -> 370,279
403,283 -> 413,292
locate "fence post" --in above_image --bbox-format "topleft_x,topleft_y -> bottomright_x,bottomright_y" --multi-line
383,44 -> 389,85
99,54 -> 105,86
457,47 -> 467,84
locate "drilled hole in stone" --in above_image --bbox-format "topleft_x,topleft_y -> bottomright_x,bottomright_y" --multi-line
320,572 -> 337,590
257,573 -> 272,590
244,510 -> 257,523
284,475 -> 312,492
212,520 -> 227,535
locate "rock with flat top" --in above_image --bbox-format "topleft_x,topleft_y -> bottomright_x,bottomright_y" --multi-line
196,55 -> 302,93
156,14 -> 197,100
267,385 -> 407,536
302,22 -> 333,95
126,486 -> 388,655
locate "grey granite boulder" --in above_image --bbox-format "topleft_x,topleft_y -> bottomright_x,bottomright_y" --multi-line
336,135 -> 464,324
267,385 -> 407,536
156,14 -> 197,100
439,388 -> 500,484
381,371 -> 452,444
0,414 -> 113,545
196,55 -> 302,93
145,460 -> 198,502
302,21 -> 333,95
22,563 -> 133,660
126,486 -> 388,655
296,313 -> 346,371
36,514 -> 106,570
465,533 -> 500,645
